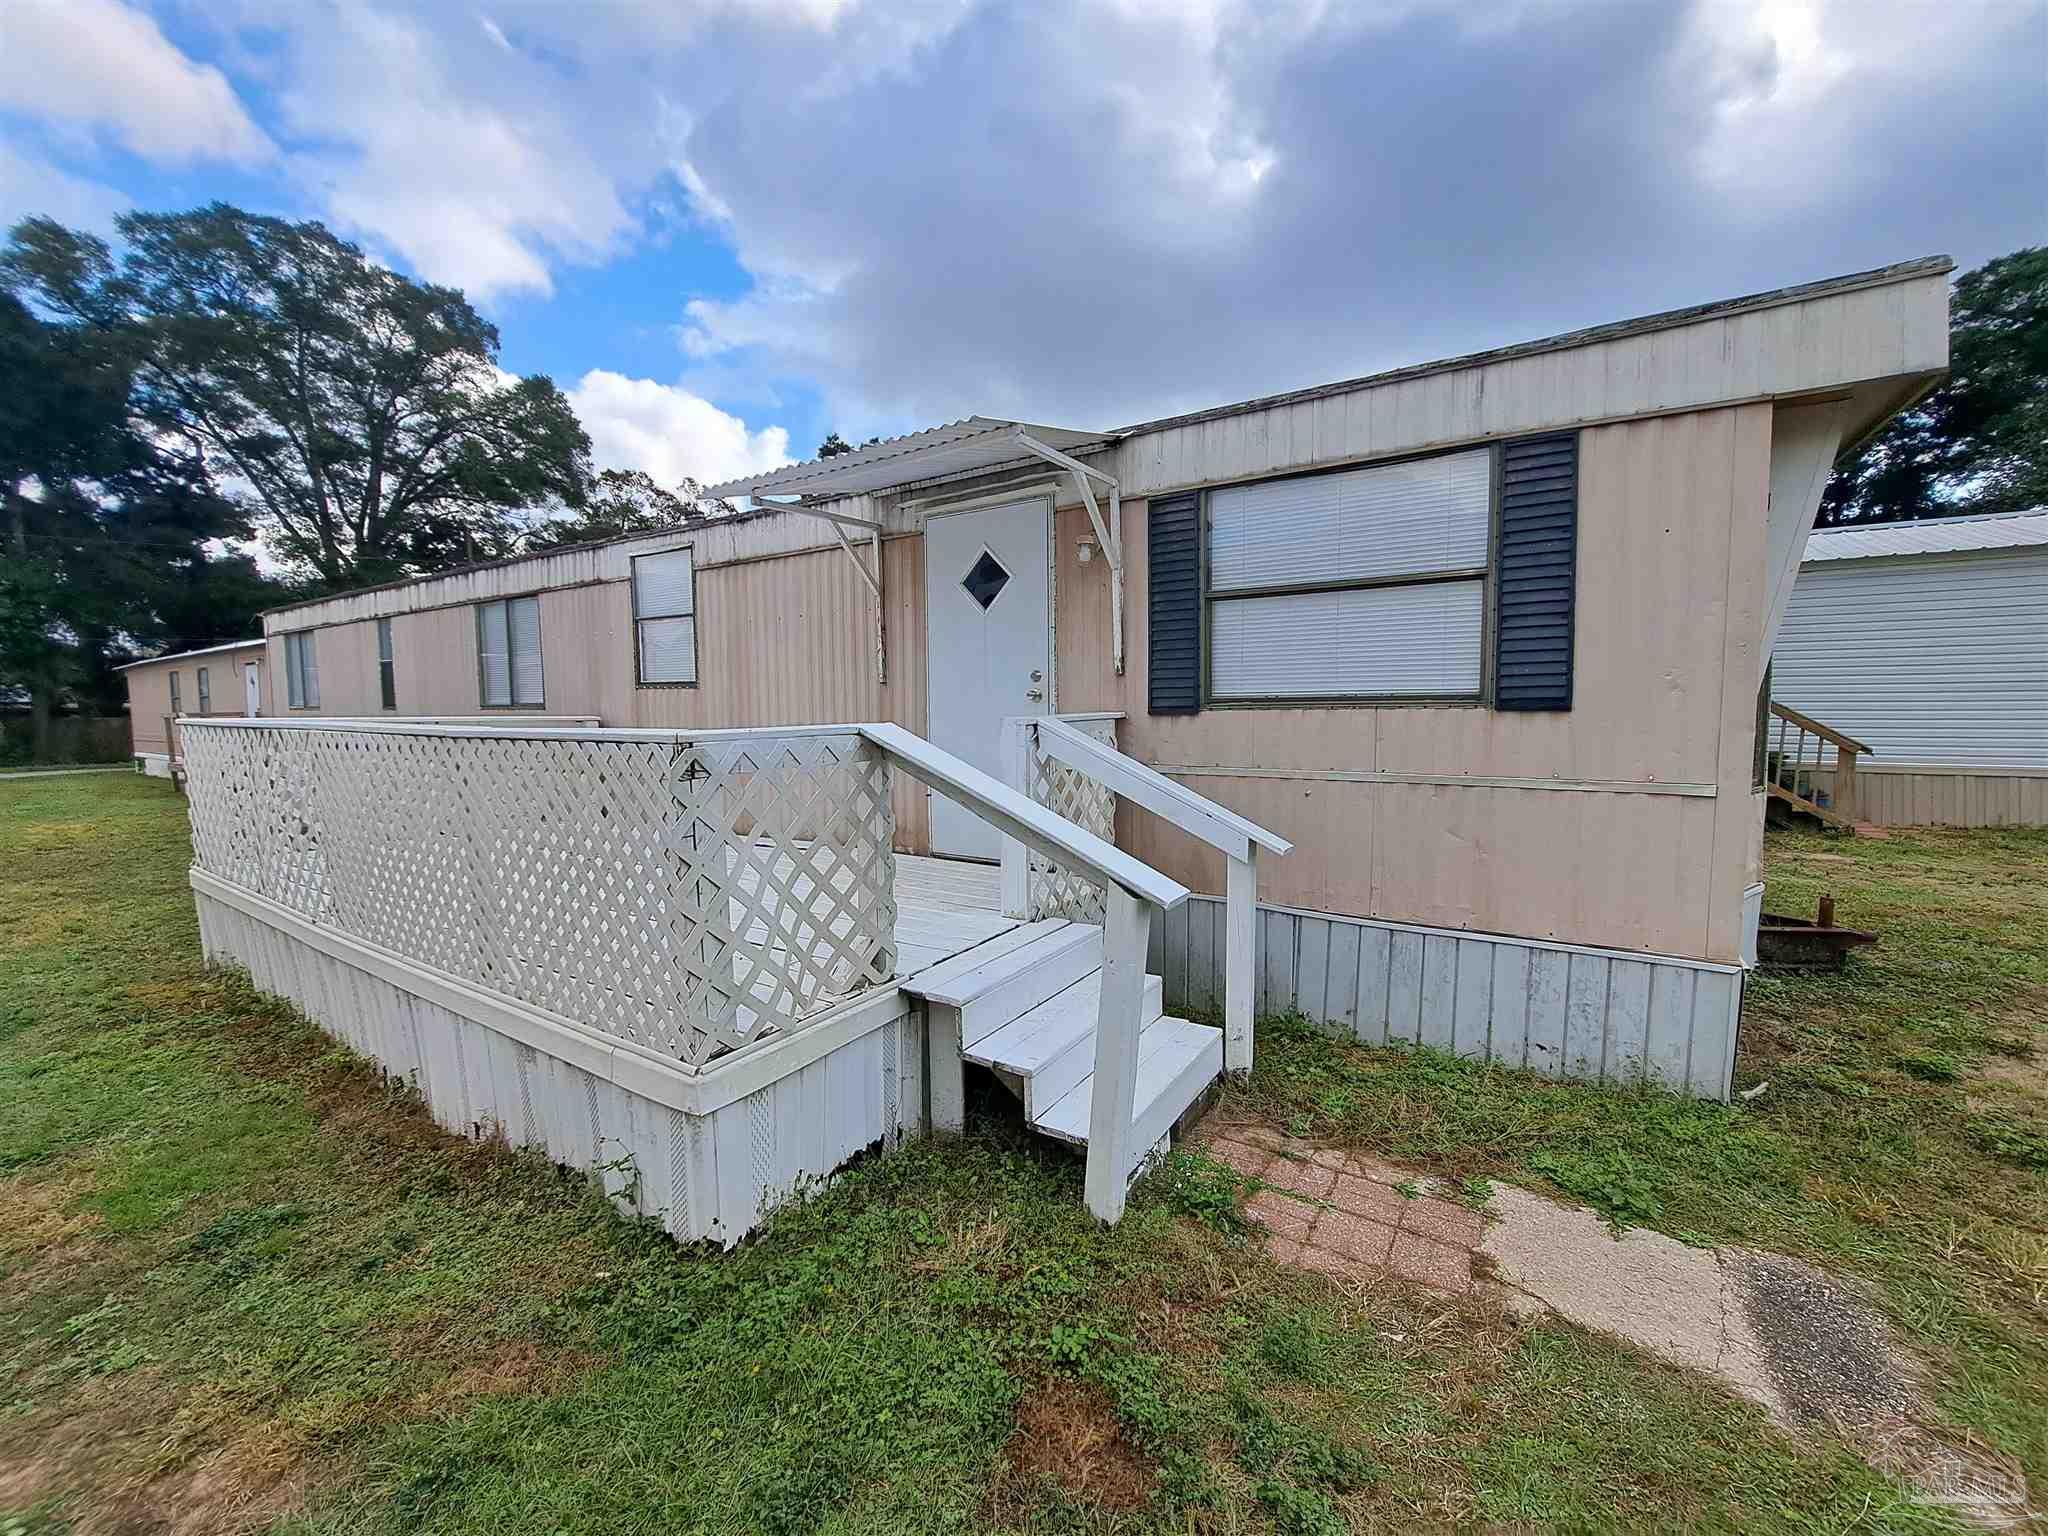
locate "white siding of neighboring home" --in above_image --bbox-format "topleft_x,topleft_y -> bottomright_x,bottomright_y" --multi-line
1772,546 -> 2048,770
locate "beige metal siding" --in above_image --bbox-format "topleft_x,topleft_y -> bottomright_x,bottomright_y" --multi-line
1056,403 -> 1775,963
121,645 -> 268,753
630,539 -> 932,850
1111,274 -> 1947,498
1800,766 -> 2048,828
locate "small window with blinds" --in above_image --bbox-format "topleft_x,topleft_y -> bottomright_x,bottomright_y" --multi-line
476,595 -> 544,708
283,632 -> 319,709
1205,446 -> 1494,703
632,547 -> 697,686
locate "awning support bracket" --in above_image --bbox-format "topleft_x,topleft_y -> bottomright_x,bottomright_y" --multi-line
759,496 -> 888,686
1012,429 -> 1124,674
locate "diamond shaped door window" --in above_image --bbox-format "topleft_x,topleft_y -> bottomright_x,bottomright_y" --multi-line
961,549 -> 1011,611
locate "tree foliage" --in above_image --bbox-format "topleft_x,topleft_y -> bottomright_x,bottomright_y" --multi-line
0,287 -> 274,743
1822,247 -> 2048,525
2,204 -> 593,585
523,468 -> 729,550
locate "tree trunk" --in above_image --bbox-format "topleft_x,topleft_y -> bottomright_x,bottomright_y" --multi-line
6,490 -> 54,762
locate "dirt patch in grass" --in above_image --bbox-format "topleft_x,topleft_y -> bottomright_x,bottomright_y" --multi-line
404,1338 -> 601,1418
996,1378 -> 1157,1516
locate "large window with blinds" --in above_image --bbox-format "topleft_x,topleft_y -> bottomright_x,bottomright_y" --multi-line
632,548 -> 697,685
1205,446 -> 1494,703
476,596 -> 544,708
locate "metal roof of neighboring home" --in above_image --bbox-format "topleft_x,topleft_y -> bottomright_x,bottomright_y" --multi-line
703,417 -> 1113,501
1803,509 -> 2048,563
113,638 -> 268,672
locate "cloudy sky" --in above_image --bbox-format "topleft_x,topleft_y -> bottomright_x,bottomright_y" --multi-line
2,0 -> 2042,488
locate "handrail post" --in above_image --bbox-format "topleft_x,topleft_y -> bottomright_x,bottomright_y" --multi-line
998,716 -> 1033,918
1225,847 -> 1257,1075
1836,745 -> 1860,824
1084,882 -> 1152,1223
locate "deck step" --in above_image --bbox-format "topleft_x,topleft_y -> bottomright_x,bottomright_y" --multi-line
967,970 -> 1165,1117
906,923 -> 1107,1048
1031,1016 -> 1222,1160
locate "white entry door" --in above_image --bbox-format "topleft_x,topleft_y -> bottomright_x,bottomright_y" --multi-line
924,498 -> 1051,859
243,660 -> 261,716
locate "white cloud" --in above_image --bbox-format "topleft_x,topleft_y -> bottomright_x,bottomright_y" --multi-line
568,370 -> 791,490
263,6 -> 642,299
1,0 -> 2040,437
0,144 -> 130,232
0,0 -> 270,165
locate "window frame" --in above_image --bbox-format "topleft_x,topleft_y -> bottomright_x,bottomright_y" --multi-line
196,667 -> 210,713
630,545 -> 699,689
283,631 -> 319,710
377,617 -> 397,711
168,670 -> 182,716
1200,443 -> 1502,710
473,594 -> 545,709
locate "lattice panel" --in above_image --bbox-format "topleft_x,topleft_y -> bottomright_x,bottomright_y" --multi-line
181,722 -> 896,1067
666,734 -> 897,1057
1024,717 -> 1118,925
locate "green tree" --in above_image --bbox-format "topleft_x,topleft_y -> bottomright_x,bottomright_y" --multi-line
2,204 -> 593,586
0,289 -> 263,752
523,468 -> 723,551
1822,247 -> 2048,525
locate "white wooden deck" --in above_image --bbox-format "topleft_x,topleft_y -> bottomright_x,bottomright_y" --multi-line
893,854 -> 1023,976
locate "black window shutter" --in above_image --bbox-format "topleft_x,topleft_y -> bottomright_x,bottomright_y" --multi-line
1148,492 -> 1202,714
1494,433 -> 1578,711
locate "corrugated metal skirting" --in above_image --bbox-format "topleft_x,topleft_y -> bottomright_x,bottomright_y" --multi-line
195,891 -> 925,1245
1150,897 -> 1744,1100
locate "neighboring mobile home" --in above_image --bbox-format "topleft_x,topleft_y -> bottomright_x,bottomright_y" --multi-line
1771,509 -> 2048,827
117,639 -> 270,775
181,258 -> 1949,1241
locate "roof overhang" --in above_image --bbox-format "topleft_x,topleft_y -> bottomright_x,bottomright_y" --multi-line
704,416 -> 1117,502
114,638 -> 268,672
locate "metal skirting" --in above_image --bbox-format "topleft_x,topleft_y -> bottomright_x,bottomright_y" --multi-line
1149,897 -> 1743,1101
194,889 -> 924,1246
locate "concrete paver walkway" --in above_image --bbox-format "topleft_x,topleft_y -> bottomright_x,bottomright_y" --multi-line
1197,1118 -> 1487,1294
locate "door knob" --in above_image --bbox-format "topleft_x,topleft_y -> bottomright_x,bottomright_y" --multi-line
1025,687 -> 1044,701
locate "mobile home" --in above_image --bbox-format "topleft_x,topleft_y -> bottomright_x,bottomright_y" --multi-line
182,256 -> 1952,1240
1772,509 -> 2048,827
118,639 -> 270,776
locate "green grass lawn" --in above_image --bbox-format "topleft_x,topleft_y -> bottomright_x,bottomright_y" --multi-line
2,774 -> 2041,1533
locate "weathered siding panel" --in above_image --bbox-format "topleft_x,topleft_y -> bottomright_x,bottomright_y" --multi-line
1153,896 -> 1746,1100
632,537 -> 932,851
1109,270 -> 1947,498
1799,765 -> 2048,828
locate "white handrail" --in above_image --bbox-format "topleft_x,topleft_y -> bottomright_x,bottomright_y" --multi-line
1009,715 -> 1292,1078
857,722 -> 1188,911
1031,716 -> 1293,859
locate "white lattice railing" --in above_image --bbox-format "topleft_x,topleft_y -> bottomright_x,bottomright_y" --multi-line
1005,713 -> 1120,924
181,719 -> 897,1068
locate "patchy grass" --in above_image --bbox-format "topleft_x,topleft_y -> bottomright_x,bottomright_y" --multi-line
1238,824 -> 2048,1497
0,776 -> 2024,1533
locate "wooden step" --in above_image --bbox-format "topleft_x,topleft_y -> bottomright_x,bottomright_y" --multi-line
967,970 -> 1164,1118
909,924 -> 1107,1049
1031,1016 -> 1222,1164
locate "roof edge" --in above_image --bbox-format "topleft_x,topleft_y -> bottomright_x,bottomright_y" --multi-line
114,637 -> 268,672
1113,255 -> 1955,442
